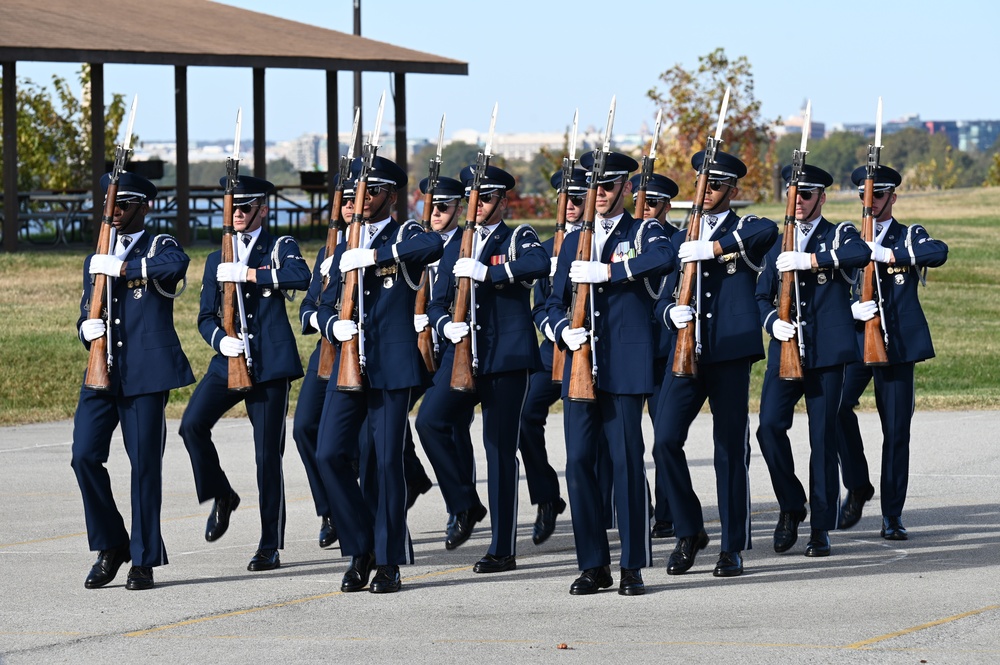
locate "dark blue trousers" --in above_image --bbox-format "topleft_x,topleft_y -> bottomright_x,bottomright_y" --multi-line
72,388 -> 169,567
838,361 -> 916,517
564,392 -> 651,570
316,383 -> 414,566
518,368 -> 563,506
653,355 -> 754,553
414,351 -> 478,516
648,356 -> 674,525
179,371 -> 290,550
292,354 -> 331,518
756,353 -> 845,531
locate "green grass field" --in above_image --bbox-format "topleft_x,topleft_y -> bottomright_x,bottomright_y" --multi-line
1,187 -> 997,425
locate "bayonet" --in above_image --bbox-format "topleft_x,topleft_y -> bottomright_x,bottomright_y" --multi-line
800,99 -> 811,154
714,86 -> 730,143
602,95 -> 616,153
569,108 -> 579,161
436,113 -> 446,161
370,91 -> 386,148
347,106 -> 360,161
874,96 -> 883,148
123,95 -> 137,152
485,102 -> 498,157
649,108 -> 662,160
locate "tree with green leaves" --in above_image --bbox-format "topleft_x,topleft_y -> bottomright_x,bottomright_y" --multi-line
648,48 -> 776,202
0,65 -> 126,192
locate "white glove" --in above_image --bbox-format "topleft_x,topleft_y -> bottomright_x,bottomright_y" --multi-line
454,257 -> 488,282
549,256 -> 559,278
309,312 -> 319,332
772,319 -> 797,342
669,305 -> 694,329
340,248 -> 376,272
569,260 -> 609,284
443,321 -> 470,344
776,251 -> 813,272
678,240 -> 716,263
320,255 -> 335,278
333,319 -> 358,342
81,318 -> 106,342
561,326 -> 588,351
217,262 -> 248,283
219,335 -> 245,358
852,300 -> 878,322
867,241 -> 893,263
89,254 -> 125,277
543,323 -> 556,343
414,313 -> 429,333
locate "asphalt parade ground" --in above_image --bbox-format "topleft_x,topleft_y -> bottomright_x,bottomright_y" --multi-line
1,410 -> 998,664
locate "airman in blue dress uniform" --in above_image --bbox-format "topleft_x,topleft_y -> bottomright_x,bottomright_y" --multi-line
421,165 -> 549,575
755,164 -> 871,557
314,156 -> 444,594
837,165 -> 949,540
653,150 -> 777,578
179,175 -> 311,573
629,172 -> 681,540
547,151 -> 676,596
73,172 -> 195,591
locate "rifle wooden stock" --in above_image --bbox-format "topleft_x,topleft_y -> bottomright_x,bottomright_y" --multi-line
316,188 -> 344,380
566,187 -> 597,402
415,187 -> 437,373
449,190 -> 479,393
860,181 -> 889,366
220,194 -> 253,392
83,182 -> 118,391
550,188 -> 569,384
671,174 -> 711,378
633,188 -> 647,222
336,180 -> 367,391
777,183 -> 804,380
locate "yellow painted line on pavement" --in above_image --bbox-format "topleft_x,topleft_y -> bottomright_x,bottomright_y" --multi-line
846,605 -> 1000,648
124,566 -> 471,638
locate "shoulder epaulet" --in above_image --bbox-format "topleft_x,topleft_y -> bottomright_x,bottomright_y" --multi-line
145,233 -> 187,299
636,218 -> 667,299
509,223 -> 541,289
271,236 -> 303,301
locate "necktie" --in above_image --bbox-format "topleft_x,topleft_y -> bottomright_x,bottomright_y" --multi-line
367,225 -> 379,241
799,223 -> 812,235
601,219 -> 614,232
875,223 -> 883,236
241,233 -> 251,247
704,214 -> 718,230
479,226 -> 490,240
120,235 -> 131,249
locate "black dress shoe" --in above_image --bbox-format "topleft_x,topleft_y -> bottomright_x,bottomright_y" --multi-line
773,509 -> 807,553
618,568 -> 645,596
804,529 -> 831,557
405,476 -> 433,511
666,529 -> 709,575
569,565 -> 613,595
319,516 -> 338,549
125,566 -> 154,590
205,491 -> 240,542
472,554 -> 516,574
532,497 -> 567,545
713,550 -> 744,577
839,485 -> 875,530
84,544 -> 131,589
369,565 -> 401,594
341,552 -> 376,592
444,503 -> 487,550
651,520 -> 675,539
247,548 -> 280,571
880,516 -> 908,541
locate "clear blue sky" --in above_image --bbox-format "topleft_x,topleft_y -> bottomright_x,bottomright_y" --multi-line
16,0 -> 1000,144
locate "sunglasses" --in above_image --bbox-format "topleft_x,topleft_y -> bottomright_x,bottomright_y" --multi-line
235,202 -> 262,214
705,180 -> 732,192
796,189 -> 820,201
364,185 -> 390,198
477,191 -> 502,204
596,180 -> 620,192
568,195 -> 585,206
859,190 -> 891,200
433,202 -> 455,213
114,198 -> 144,211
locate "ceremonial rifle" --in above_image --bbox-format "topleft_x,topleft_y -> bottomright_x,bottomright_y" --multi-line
632,108 -> 663,221
777,100 -> 811,381
672,87 -> 730,378
567,96 -> 616,402
337,91 -> 386,391
415,113 -> 447,373
317,107 -> 360,380
220,109 -> 254,392
85,95 -> 137,391
860,97 -> 890,366
450,103 -> 498,393
550,109 -> 579,385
